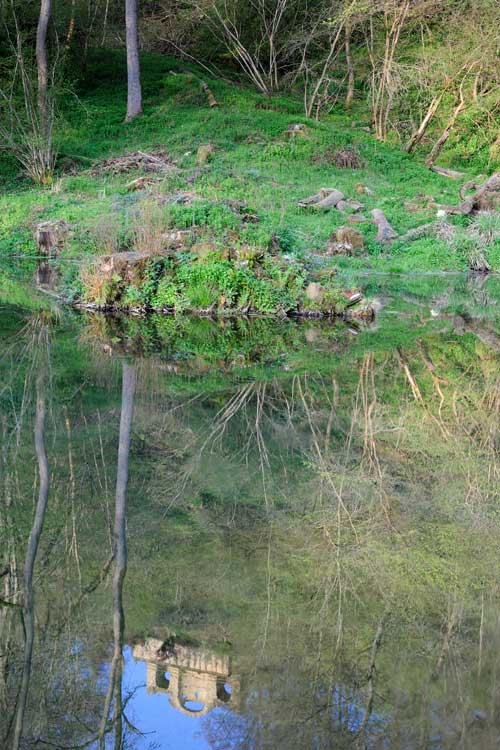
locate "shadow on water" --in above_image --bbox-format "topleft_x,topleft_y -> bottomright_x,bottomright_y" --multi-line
1,262 -> 500,748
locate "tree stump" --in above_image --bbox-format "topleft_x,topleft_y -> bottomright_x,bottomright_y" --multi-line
35,220 -> 70,257
196,144 -> 215,165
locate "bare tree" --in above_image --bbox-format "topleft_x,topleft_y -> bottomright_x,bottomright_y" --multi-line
0,1 -> 57,184
125,0 -> 142,120
207,0 -> 291,95
366,0 -> 410,140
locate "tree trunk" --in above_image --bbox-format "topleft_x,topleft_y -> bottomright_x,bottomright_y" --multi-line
12,366 -> 50,750
98,363 -> 135,747
371,209 -> 398,242
65,0 -> 76,49
125,0 -> 142,121
110,363 -> 135,747
36,0 -> 52,128
344,24 -> 355,110
405,91 -> 445,153
425,97 -> 465,167
305,24 -> 344,118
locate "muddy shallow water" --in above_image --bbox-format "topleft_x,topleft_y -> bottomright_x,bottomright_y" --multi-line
1,263 -> 500,749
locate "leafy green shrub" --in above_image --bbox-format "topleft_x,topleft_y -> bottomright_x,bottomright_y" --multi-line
177,258 -> 239,304
141,257 -> 171,300
169,203 -> 239,233
184,283 -> 220,309
240,274 -> 293,312
268,226 -> 299,254
122,284 -> 145,307
151,276 -> 184,309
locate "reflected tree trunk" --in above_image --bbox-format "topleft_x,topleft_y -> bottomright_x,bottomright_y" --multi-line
1,418 -> 19,712
99,363 -> 136,749
12,365 -> 50,750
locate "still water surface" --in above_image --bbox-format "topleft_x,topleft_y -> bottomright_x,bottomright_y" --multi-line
1,267 -> 500,749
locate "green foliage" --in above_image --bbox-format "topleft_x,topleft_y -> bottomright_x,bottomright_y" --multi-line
169,203 -> 240,233
77,244 -> 338,315
151,276 -> 184,309
0,47 -> 498,278
446,212 -> 500,271
122,284 -> 144,307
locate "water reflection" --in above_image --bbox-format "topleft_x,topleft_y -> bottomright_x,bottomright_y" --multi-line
134,637 -> 235,717
1,275 -> 500,749
35,261 -> 60,292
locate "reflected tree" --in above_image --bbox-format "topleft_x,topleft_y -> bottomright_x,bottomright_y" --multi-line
99,362 -> 136,749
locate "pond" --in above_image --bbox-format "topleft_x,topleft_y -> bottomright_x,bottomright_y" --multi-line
1,262 -> 500,749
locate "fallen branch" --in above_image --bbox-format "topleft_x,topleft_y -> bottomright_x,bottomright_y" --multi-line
437,172 -> 500,215
91,150 -> 178,175
430,166 -> 465,179
396,222 -> 442,243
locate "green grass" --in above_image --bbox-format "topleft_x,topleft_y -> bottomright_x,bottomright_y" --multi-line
0,48 -> 497,272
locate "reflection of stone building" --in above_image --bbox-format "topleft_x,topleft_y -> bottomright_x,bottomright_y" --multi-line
133,638 -> 238,717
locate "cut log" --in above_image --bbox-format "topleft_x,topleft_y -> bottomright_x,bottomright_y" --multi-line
437,172 -> 500,215
337,199 -> 364,213
298,189 -> 328,207
345,291 -> 363,306
298,188 -> 344,208
314,190 -> 345,209
371,209 -> 398,242
430,166 -> 465,179
335,226 -> 364,251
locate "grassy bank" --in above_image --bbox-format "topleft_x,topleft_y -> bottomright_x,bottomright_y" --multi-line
1,49 -> 499,277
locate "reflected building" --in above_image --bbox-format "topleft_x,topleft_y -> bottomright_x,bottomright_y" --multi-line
133,637 -> 238,717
